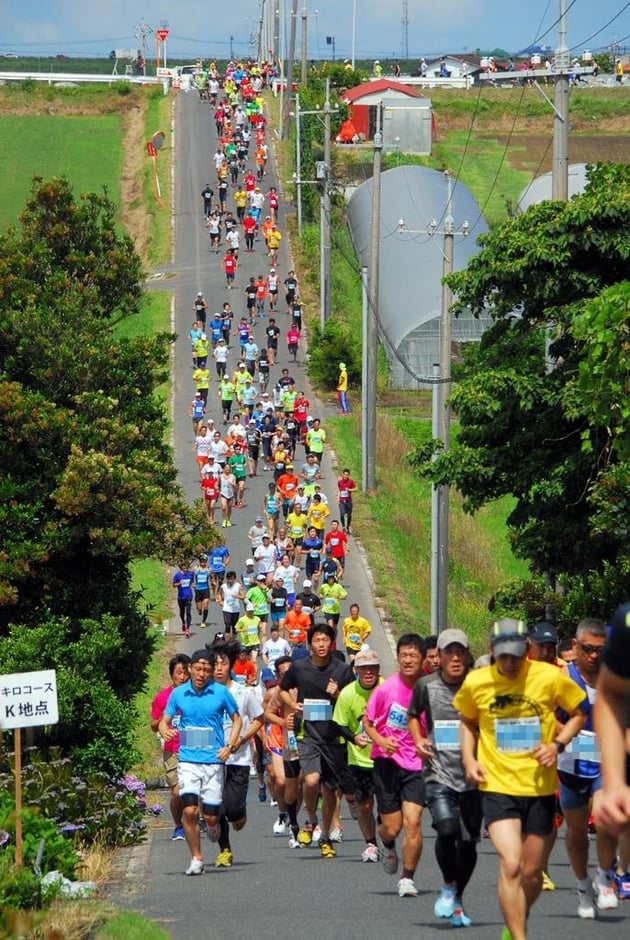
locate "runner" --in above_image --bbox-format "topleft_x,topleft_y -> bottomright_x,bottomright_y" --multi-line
363,633 -> 426,898
454,618 -> 587,940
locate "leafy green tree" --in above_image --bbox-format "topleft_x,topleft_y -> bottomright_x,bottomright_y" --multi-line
415,164 -> 630,610
0,178 -> 209,769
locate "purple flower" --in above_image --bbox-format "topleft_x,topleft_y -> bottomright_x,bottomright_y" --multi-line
148,804 -> 163,816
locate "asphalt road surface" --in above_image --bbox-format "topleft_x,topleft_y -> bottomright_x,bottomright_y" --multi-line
108,89 -> 630,939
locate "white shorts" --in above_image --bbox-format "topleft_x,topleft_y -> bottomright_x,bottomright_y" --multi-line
178,762 -> 225,805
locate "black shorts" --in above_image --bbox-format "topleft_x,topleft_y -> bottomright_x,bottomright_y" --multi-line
222,611 -> 239,632
424,781 -> 483,842
283,757 -> 301,779
372,756 -> 425,815
222,765 -> 250,821
346,765 -> 376,803
195,589 -> 210,603
482,792 -> 555,836
297,737 -> 345,790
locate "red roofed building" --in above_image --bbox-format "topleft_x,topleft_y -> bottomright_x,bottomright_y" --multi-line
340,80 -> 433,154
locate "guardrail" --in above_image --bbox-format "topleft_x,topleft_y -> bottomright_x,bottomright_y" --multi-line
0,70 -> 160,86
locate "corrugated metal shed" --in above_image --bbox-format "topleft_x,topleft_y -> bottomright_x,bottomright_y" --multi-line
347,165 -> 491,389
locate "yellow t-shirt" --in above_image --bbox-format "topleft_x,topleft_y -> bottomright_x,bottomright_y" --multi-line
453,659 -> 585,797
341,615 -> 372,650
286,511 -> 307,540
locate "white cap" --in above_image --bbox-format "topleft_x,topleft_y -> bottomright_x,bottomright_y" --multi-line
303,579 -> 312,588
245,602 -> 255,611
245,558 -> 254,566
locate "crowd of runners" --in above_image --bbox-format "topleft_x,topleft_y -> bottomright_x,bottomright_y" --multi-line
150,57 -> 630,939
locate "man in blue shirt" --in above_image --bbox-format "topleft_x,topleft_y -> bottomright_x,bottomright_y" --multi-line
160,649 -> 242,875
209,542 -> 231,595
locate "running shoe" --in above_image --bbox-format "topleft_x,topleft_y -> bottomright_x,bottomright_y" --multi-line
312,824 -> 322,844
434,886 -> 456,918
541,870 -> 556,891
288,832 -> 301,849
451,902 -> 472,927
329,826 -> 343,843
206,822 -> 219,843
271,799 -> 279,807
361,843 -> 379,863
501,930 -> 512,940
577,888 -> 596,919
172,826 -> 185,841
397,877 -> 419,898
185,857 -> 204,876
297,823 -> 314,847
258,784 -> 267,803
215,848 -> 233,868
320,840 -> 337,859
593,878 -> 619,910
376,832 -> 399,875
273,818 -> 288,836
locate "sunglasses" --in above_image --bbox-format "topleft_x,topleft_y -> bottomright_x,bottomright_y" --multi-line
577,642 -> 605,655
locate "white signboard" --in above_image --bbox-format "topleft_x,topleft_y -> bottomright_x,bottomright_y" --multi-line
0,669 -> 59,729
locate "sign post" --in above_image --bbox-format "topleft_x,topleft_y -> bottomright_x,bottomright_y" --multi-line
0,669 -> 59,868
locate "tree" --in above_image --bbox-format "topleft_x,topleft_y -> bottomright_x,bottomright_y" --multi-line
0,178 -> 210,770
415,164 -> 630,612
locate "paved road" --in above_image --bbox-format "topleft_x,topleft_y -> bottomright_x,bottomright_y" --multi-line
108,90 -> 630,939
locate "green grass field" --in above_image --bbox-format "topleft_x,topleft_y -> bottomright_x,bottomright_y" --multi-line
0,114 -> 123,226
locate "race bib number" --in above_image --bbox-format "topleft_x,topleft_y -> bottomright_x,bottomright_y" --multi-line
179,726 -> 216,749
566,730 -> 601,762
386,702 -> 408,732
303,699 -> 332,722
494,717 -> 541,752
433,720 -> 460,751
348,632 -> 361,645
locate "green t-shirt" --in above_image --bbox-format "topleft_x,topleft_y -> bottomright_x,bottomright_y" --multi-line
333,679 -> 382,768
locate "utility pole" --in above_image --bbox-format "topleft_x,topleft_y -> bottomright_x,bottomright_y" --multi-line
301,3 -> 308,84
363,105 -> 381,493
552,0 -> 569,200
282,0 -> 299,138
398,172 -> 470,631
321,78 -> 332,327
295,94 -> 303,235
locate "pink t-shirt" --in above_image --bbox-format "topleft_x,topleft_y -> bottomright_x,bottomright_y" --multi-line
151,685 -> 179,754
364,673 -> 424,771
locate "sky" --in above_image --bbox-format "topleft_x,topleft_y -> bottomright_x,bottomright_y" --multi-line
1,0 -> 628,62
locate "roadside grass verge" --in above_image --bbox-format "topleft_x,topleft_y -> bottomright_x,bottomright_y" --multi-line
327,412 -> 528,653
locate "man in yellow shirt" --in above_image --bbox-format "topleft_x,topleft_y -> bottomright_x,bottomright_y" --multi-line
337,361 -> 349,414
341,604 -> 372,662
454,618 -> 586,940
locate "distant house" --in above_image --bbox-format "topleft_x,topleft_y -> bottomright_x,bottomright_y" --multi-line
340,80 -> 433,155
423,54 -> 481,81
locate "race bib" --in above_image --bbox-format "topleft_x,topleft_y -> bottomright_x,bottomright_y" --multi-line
494,717 -> 541,752
179,726 -> 216,749
433,720 -> 460,751
303,699 -> 332,722
566,730 -> 601,762
386,702 -> 408,732
348,632 -> 361,645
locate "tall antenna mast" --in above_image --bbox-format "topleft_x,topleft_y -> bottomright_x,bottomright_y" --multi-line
134,19 -> 153,60
401,0 -> 409,60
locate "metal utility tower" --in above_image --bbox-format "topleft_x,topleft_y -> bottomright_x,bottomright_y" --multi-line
401,0 -> 409,61
134,19 -> 153,59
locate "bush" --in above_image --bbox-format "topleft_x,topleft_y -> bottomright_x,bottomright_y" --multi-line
306,316 -> 360,389
0,749 -> 150,858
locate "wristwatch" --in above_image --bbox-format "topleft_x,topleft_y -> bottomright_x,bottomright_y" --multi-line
553,739 -> 566,754
229,738 -> 241,754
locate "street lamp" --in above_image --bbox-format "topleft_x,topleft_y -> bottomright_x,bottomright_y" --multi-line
398,171 -> 470,633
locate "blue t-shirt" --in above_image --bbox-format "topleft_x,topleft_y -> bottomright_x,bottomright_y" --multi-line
173,570 -> 194,600
165,680 -> 238,763
210,545 -> 230,573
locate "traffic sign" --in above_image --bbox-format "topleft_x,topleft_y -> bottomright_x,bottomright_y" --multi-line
156,29 -> 170,41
